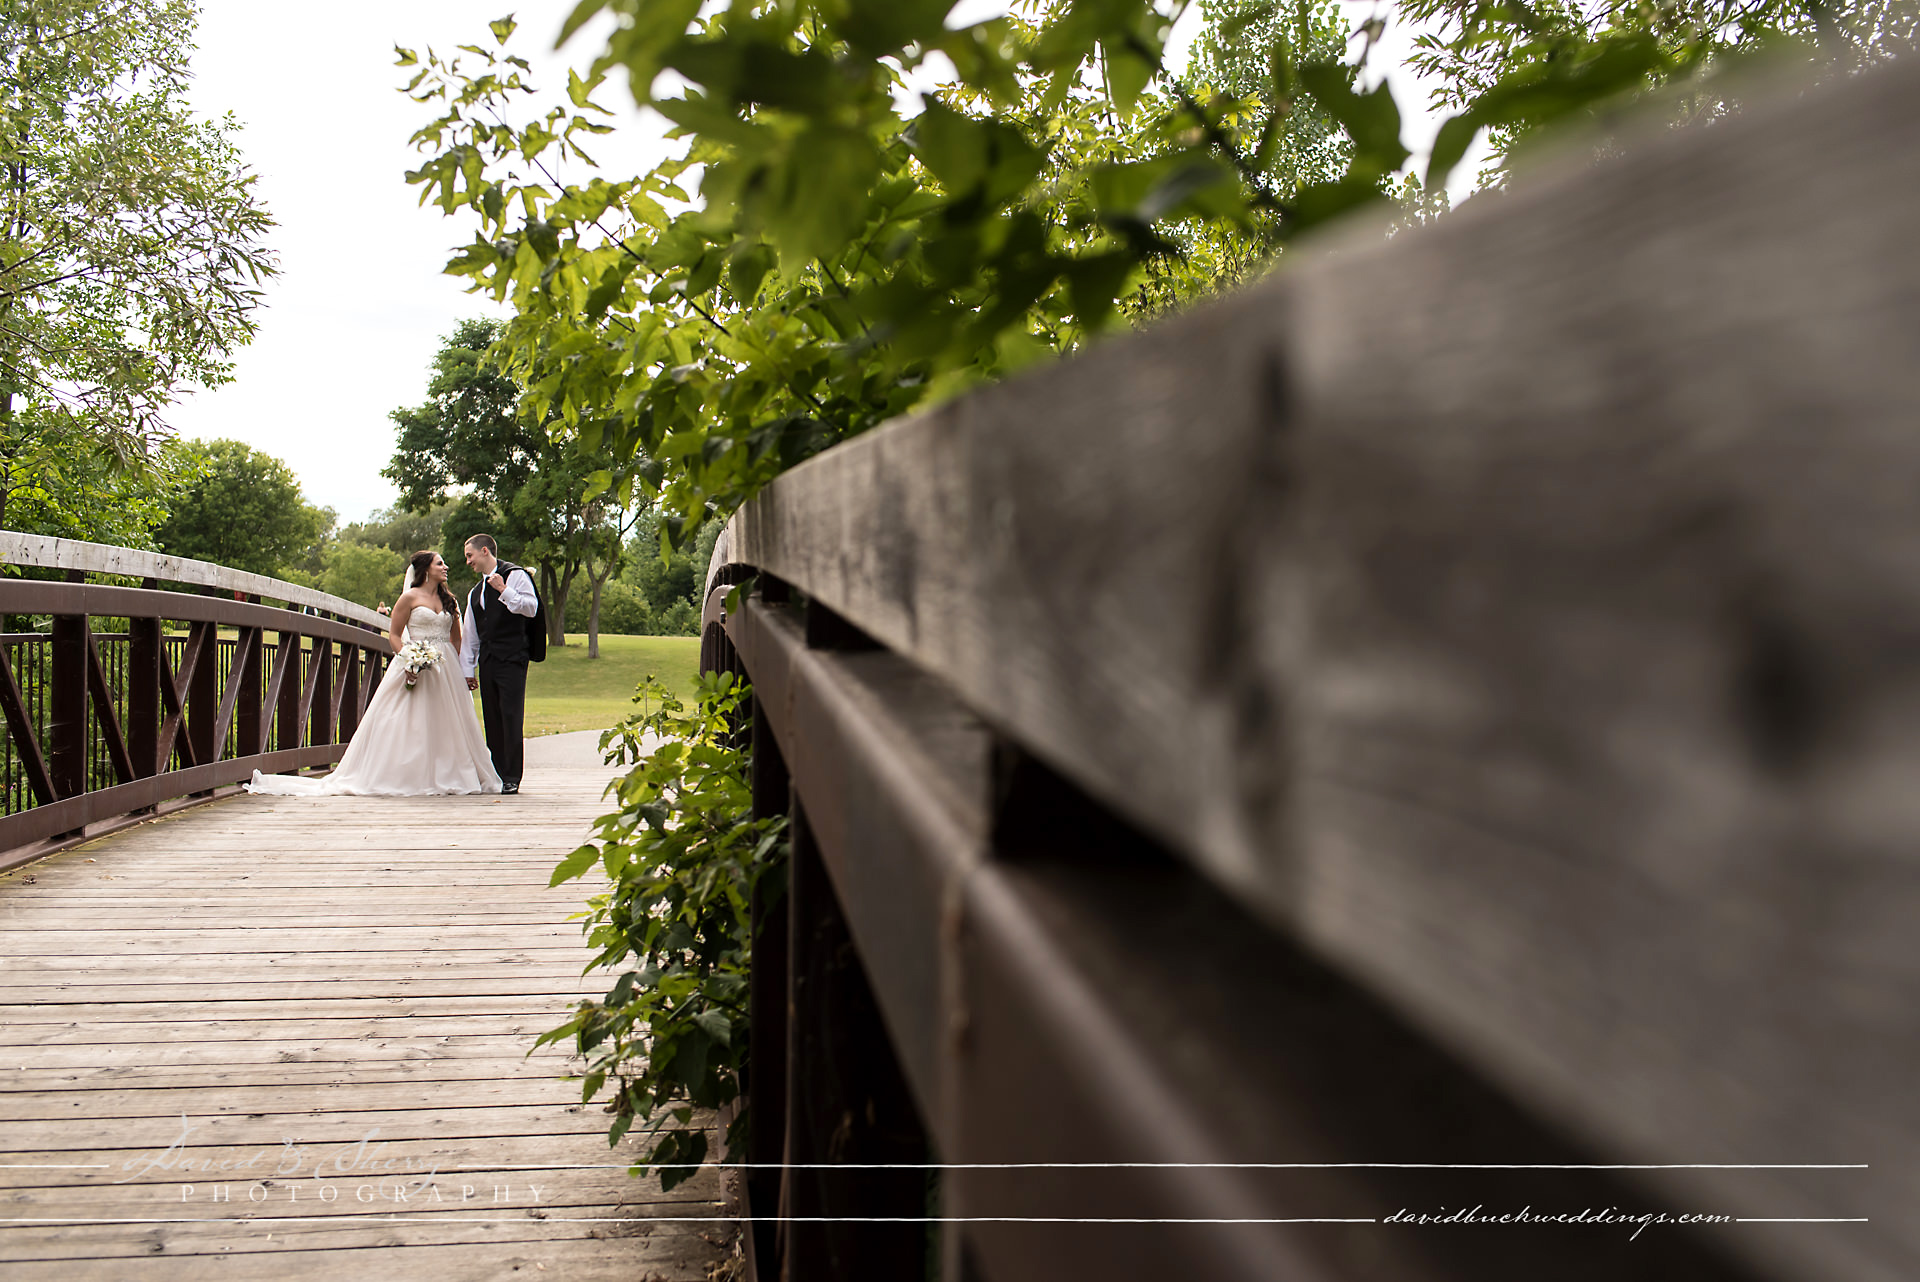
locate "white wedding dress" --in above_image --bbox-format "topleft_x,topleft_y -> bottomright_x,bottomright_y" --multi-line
245,606 -> 503,797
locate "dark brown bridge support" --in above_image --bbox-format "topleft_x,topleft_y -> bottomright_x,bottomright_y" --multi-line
46,607 -> 86,828
778,804 -> 929,1280
745,690 -> 790,1278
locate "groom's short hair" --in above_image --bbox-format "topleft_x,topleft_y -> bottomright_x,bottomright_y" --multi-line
465,533 -> 498,555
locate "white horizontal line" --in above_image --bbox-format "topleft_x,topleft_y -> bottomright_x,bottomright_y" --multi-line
0,1215 -> 1371,1225
0,1214 -> 1877,1227
440,1162 -> 1869,1171
0,1164 -> 111,1169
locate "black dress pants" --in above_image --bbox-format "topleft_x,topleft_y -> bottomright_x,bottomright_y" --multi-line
477,656 -> 528,786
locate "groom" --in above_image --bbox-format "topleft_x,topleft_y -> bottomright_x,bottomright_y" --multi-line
459,534 -> 538,795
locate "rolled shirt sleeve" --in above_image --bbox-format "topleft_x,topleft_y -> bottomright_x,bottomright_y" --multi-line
500,567 -> 538,618
459,594 -> 479,678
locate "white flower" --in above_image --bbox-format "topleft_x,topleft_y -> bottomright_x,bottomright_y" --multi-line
399,640 -> 441,688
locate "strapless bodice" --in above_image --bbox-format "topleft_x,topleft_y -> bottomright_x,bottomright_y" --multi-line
405,607 -> 453,644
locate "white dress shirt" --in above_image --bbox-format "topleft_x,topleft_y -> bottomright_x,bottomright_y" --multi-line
459,564 -> 538,676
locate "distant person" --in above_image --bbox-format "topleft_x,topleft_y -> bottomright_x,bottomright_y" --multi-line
458,533 -> 540,796
246,551 -> 501,796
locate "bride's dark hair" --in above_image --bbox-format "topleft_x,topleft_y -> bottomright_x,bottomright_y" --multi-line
406,550 -> 460,618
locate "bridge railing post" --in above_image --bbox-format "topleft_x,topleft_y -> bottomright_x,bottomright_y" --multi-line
46,592 -> 87,829
127,615 -> 161,785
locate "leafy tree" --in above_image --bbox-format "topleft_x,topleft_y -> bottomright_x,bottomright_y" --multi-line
563,577 -> 652,635
0,0 -> 276,528
0,425 -> 199,547
320,539 -> 405,611
1402,0 -> 1916,191
435,492 -> 499,602
386,318 -> 572,634
402,1 -> 1912,558
573,491 -> 645,657
622,509 -> 699,618
386,319 -> 536,509
400,2 -> 1404,550
386,318 -> 644,649
1120,0 -> 1362,317
154,439 -> 332,577
337,501 -> 460,558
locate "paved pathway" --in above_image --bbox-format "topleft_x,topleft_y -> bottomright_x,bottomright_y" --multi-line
0,732 -> 731,1280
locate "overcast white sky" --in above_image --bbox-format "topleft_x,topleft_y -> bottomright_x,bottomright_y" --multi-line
174,2 -> 1454,525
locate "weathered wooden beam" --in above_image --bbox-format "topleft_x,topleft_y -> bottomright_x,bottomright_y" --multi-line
0,531 -> 386,628
0,581 -> 380,647
726,596 -> 1766,1282
208,627 -> 258,762
724,58 -> 1920,1282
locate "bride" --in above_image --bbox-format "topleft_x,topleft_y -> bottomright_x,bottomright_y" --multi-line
247,551 -> 503,797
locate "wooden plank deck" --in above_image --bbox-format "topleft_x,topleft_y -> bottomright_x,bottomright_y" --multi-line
0,731 -> 733,1280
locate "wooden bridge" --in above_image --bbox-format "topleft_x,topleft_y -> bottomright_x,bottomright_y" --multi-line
2,49 -> 1917,1282
0,545 -> 730,1278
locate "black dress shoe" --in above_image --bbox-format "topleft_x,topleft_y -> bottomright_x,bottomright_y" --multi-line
501,783 -> 519,795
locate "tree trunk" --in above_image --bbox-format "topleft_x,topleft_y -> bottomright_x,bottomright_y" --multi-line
1,391 -> 12,530
553,559 -> 579,646
538,559 -> 569,647
585,563 -> 613,659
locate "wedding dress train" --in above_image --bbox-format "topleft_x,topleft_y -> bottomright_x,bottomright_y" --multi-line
245,607 -> 502,797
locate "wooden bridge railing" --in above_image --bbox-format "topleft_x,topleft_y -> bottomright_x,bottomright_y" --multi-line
698,56 -> 1918,1282
0,533 -> 391,857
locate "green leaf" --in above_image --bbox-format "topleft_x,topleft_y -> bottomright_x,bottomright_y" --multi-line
1101,41 -> 1154,116
761,125 -> 884,266
551,842 -> 601,886
1297,61 -> 1411,176
693,1008 -> 732,1046
489,15 -> 518,45
1064,251 -> 1132,330
841,0 -> 957,58
726,242 -> 776,303
558,0 -> 611,45
608,0 -> 703,97
566,67 -> 605,109
908,102 -> 1043,211
1290,174 -> 1387,230
1425,113 -> 1482,191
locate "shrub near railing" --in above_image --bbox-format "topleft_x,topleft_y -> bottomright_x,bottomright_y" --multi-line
542,673 -> 786,1186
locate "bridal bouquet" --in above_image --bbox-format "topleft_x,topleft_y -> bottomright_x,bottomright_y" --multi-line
398,639 -> 441,689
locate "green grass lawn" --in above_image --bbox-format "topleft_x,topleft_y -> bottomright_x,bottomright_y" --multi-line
486,633 -> 702,737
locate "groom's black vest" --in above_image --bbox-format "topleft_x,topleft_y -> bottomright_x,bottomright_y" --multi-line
470,560 -> 533,665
